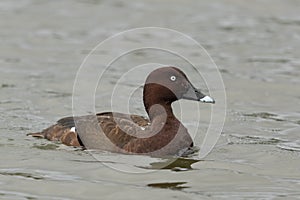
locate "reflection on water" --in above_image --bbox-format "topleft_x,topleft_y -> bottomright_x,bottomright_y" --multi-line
147,182 -> 188,190
148,157 -> 200,171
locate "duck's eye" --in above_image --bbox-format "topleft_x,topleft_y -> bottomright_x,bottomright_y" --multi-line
170,75 -> 176,81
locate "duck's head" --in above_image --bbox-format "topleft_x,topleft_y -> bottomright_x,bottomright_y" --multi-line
143,67 -> 215,113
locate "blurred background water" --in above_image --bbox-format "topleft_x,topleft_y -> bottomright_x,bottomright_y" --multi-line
0,0 -> 300,199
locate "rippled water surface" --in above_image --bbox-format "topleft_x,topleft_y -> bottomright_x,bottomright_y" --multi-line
1,0 -> 300,199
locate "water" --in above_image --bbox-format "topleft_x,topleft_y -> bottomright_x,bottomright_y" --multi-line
1,0 -> 300,199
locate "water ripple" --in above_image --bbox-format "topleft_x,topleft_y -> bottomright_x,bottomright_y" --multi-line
0,168 -> 80,181
228,134 -> 286,145
277,141 -> 300,152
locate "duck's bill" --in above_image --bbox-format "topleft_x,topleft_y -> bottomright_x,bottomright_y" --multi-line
182,85 -> 215,104
199,95 -> 215,103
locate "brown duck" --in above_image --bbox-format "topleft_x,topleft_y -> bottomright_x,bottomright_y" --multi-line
28,67 -> 215,156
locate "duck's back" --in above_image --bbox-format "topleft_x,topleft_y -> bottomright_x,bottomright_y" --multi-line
28,112 -> 150,152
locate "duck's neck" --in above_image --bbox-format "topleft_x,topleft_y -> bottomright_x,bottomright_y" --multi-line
143,93 -> 175,122
140,86 -> 192,154
146,101 -> 175,121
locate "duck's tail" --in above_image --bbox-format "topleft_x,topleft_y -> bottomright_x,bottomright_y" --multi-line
27,125 -> 82,147
27,132 -> 45,138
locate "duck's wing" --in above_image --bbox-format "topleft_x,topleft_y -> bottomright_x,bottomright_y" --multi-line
28,112 -> 150,151
88,112 -> 149,149
96,112 -> 149,126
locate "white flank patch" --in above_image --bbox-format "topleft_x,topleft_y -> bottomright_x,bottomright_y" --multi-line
70,127 -> 76,132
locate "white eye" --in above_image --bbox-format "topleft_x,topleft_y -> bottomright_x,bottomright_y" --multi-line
170,75 -> 176,81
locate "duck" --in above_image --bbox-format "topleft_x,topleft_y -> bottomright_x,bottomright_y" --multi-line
28,67 -> 215,156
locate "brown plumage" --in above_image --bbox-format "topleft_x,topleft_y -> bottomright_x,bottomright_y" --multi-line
28,67 -> 215,156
